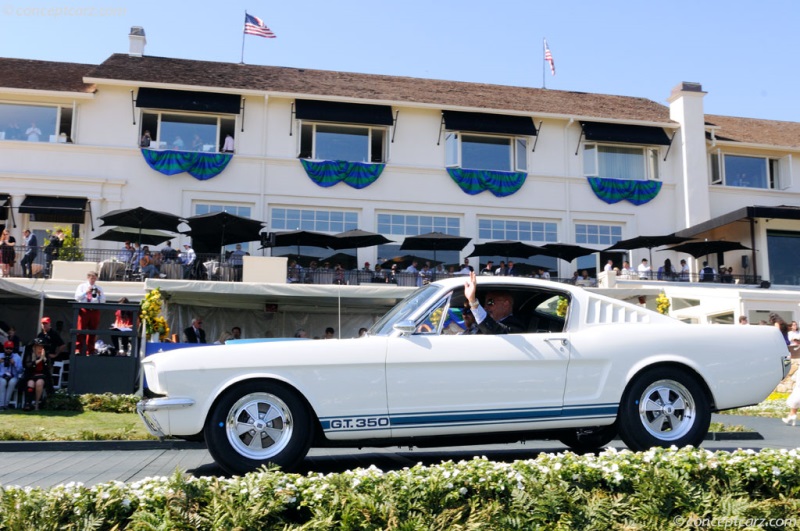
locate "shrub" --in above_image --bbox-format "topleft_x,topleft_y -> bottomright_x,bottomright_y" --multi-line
2,447 -> 800,529
42,391 -> 139,414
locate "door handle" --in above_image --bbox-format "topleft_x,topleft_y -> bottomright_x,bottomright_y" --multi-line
544,337 -> 568,347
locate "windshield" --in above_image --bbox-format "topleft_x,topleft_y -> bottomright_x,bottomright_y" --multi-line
368,284 -> 443,336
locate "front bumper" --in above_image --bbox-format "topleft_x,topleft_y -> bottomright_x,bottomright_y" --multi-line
136,397 -> 195,438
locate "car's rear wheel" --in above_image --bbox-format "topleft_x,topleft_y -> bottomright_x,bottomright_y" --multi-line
558,424 -> 617,453
204,381 -> 312,475
618,367 -> 710,451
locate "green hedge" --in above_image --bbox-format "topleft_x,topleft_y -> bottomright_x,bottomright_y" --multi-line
44,391 -> 140,413
2,447 -> 800,530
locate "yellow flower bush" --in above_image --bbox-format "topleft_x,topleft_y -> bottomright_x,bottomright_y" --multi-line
140,288 -> 170,340
656,291 -> 671,315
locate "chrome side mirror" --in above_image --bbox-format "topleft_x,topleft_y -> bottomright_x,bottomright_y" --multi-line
393,319 -> 417,335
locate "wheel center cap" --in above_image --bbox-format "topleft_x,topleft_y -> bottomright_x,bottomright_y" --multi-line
663,405 -> 674,415
254,420 -> 266,430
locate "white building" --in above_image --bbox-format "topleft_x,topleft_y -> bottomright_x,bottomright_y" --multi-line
2,28 -> 800,336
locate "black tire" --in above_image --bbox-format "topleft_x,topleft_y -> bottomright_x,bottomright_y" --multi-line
204,380 -> 313,475
558,423 -> 617,453
617,367 -> 710,451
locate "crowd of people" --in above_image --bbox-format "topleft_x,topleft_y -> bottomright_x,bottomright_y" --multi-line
0,316 -> 67,411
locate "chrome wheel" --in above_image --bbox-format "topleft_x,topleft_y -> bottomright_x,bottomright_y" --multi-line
225,392 -> 294,460
637,379 -> 696,441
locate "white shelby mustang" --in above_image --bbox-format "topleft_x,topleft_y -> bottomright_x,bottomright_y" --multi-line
138,277 -> 790,475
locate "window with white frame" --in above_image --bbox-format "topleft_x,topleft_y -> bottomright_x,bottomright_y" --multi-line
0,102 -> 73,143
575,223 -> 622,246
583,144 -> 660,181
377,213 -> 460,236
271,208 -> 358,232
445,132 -> 527,172
140,111 -> 235,152
709,150 -> 791,190
298,122 -> 387,163
478,218 -> 557,243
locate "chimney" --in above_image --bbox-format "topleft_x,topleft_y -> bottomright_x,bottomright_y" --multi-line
129,26 -> 146,57
668,81 -> 710,228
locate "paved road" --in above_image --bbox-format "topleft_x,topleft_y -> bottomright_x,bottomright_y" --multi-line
1,414 -> 798,489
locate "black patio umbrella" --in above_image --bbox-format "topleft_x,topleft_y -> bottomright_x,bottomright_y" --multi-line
98,206 -> 184,247
94,227 -> 175,247
605,234 -> 694,265
183,211 -> 266,256
400,231 -> 471,263
272,230 -> 335,257
329,229 -> 394,250
662,240 -> 751,259
469,240 -> 545,261
538,243 -> 598,263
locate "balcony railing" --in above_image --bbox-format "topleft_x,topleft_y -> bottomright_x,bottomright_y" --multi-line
0,245 -> 764,286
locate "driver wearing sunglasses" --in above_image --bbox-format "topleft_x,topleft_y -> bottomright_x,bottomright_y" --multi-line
463,270 -> 525,334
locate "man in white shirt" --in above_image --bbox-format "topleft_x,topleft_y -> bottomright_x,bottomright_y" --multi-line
181,244 -> 197,278
604,259 -> 613,272
679,259 -> 690,281
637,258 -> 651,280
620,261 -> 633,278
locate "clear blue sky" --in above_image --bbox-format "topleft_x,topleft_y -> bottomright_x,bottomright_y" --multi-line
2,0 -> 798,122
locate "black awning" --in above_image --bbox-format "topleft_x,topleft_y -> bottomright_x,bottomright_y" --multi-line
136,88 -> 241,115
0,194 -> 8,221
295,99 -> 394,126
580,121 -> 671,145
19,195 -> 87,223
442,111 -> 537,136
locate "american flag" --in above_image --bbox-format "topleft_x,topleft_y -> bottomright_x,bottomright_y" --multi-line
244,13 -> 276,38
544,39 -> 555,76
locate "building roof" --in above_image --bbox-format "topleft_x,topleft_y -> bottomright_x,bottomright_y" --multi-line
2,57 -> 96,94
705,114 -> 800,149
676,205 -> 800,238
86,54 -> 675,124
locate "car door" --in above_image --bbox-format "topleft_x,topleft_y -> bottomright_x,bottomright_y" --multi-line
385,293 -> 571,438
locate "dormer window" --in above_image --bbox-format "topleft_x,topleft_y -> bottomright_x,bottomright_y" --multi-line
295,99 -> 393,163
583,144 -> 660,181
579,121 -> 671,181
0,102 -> 73,143
710,150 -> 792,190
135,88 -> 240,151
442,111 -> 535,172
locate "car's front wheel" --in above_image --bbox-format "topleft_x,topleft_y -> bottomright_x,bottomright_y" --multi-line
618,367 -> 710,451
204,381 -> 313,475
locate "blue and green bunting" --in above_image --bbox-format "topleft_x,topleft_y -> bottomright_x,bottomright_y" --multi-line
588,177 -> 662,206
300,159 -> 385,189
446,168 -> 527,197
141,149 -> 233,181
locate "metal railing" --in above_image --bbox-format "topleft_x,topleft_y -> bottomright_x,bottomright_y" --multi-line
0,245 -> 765,286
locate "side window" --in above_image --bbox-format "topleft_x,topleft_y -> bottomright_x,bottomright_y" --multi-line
518,291 -> 570,333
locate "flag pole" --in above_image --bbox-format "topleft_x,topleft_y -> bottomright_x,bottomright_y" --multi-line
240,10 -> 247,64
542,38 -> 546,89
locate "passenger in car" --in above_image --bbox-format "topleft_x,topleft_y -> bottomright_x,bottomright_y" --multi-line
463,271 -> 525,334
